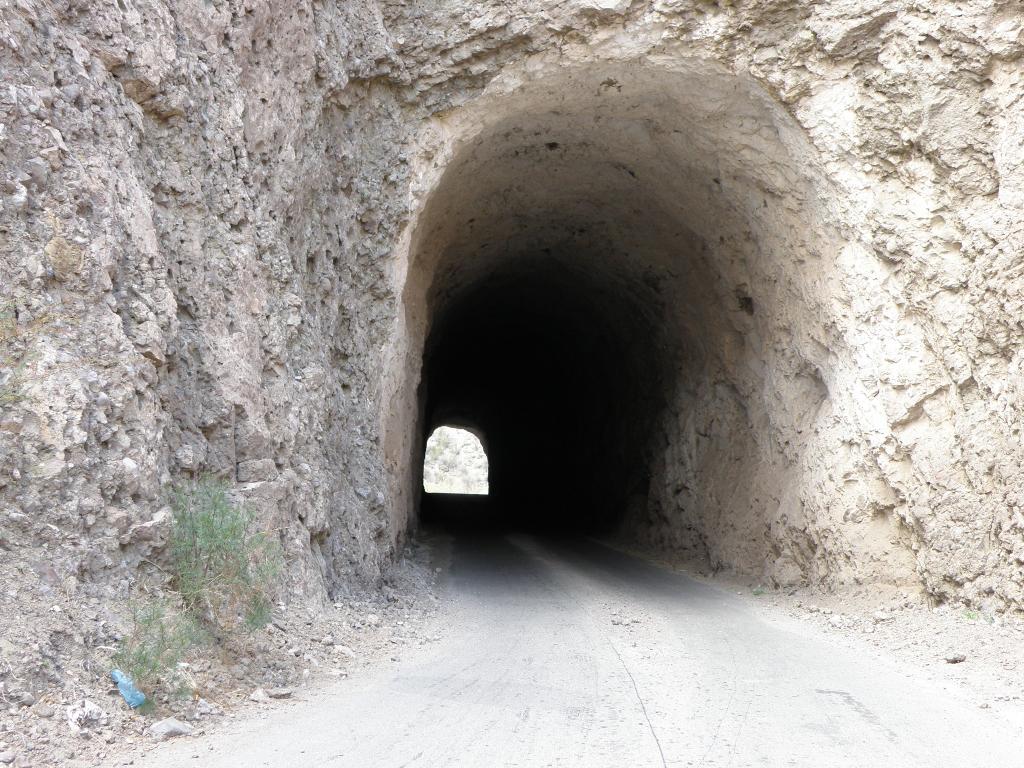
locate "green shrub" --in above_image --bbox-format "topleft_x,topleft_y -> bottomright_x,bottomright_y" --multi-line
112,598 -> 204,698
112,480 -> 281,701
170,479 -> 281,631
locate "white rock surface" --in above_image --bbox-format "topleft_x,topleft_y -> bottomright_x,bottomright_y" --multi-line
65,699 -> 108,733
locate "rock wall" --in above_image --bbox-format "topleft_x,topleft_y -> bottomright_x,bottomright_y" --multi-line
2,0 -> 1023,610
0,0 -> 413,601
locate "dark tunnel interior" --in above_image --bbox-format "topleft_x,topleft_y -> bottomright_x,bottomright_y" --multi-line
419,254 -> 672,534
399,68 -> 785,547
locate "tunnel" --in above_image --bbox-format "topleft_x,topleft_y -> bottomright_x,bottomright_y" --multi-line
387,62 -> 902,586
421,252 -> 671,532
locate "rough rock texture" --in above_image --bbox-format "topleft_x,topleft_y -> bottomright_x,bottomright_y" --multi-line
2,0 -> 1023,614
1,0 -> 409,603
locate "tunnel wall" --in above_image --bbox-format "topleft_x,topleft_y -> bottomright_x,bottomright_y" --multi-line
2,1 -> 1023,610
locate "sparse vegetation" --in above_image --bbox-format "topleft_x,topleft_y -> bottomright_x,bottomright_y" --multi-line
113,479 -> 282,698
170,478 -> 281,631
111,598 -> 205,701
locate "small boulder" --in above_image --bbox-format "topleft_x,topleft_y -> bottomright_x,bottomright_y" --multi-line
148,717 -> 194,740
194,698 -> 220,717
119,508 -> 169,547
332,644 -> 357,659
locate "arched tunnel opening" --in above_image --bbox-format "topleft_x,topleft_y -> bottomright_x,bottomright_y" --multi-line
422,425 -> 489,495
389,64 -> 904,586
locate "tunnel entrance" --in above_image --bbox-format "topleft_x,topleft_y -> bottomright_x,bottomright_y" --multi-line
386,62 -> 912,587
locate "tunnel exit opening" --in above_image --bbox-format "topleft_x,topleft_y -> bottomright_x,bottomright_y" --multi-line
423,426 -> 489,495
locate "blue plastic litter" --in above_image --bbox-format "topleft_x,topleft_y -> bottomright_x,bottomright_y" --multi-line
111,669 -> 146,709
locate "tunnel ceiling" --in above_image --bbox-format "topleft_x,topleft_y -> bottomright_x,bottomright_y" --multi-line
408,65 -> 835,402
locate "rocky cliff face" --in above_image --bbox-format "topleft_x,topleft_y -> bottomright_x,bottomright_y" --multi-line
2,0 -> 1023,611
1,0 -> 412,603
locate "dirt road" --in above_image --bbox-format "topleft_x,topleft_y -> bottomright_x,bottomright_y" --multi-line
135,534 -> 1024,767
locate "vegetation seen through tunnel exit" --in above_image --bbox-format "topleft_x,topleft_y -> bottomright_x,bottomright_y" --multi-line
423,426 -> 489,495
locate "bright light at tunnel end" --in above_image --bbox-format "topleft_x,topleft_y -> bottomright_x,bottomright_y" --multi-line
423,426 -> 489,495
